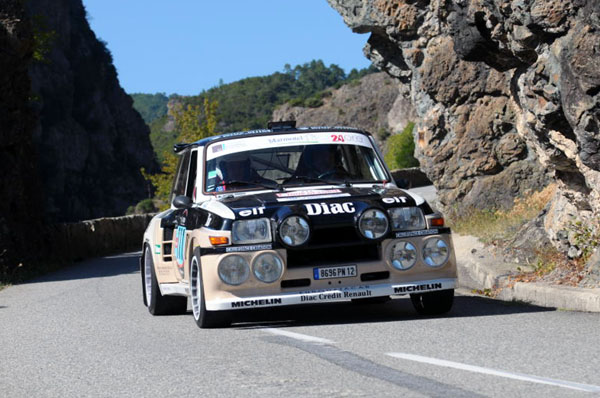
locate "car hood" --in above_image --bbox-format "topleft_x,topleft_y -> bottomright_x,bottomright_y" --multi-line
216,186 -> 427,225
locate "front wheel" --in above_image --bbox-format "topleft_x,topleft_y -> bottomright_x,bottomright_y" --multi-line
410,289 -> 454,315
142,245 -> 187,315
190,248 -> 231,328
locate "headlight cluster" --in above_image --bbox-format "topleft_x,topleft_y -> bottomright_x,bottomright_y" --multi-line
388,207 -> 425,231
387,238 -> 450,270
279,215 -> 310,246
358,209 -> 389,239
232,218 -> 271,244
218,252 -> 284,285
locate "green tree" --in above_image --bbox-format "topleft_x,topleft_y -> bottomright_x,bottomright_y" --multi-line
385,122 -> 419,170
142,98 -> 218,208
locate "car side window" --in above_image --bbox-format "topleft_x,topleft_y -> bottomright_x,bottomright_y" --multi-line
171,151 -> 191,204
186,151 -> 198,199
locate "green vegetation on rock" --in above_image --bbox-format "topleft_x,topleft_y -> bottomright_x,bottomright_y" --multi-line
384,122 -> 419,170
130,93 -> 169,124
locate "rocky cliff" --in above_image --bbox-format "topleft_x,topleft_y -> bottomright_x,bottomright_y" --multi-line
329,0 -> 599,255
273,72 -> 415,147
26,0 -> 157,222
0,0 -> 44,277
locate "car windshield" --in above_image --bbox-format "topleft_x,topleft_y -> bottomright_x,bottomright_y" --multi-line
205,131 -> 388,193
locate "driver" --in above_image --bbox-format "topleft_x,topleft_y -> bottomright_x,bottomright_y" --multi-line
295,144 -> 348,180
216,154 -> 273,191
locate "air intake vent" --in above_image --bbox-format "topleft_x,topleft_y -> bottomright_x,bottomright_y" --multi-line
268,120 -> 296,130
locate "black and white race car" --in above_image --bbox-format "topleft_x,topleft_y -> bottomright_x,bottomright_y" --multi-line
141,121 -> 456,328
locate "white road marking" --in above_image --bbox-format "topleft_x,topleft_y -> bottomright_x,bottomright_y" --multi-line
387,352 -> 600,393
264,328 -> 335,345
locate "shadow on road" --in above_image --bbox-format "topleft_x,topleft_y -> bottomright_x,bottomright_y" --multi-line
233,294 -> 554,329
20,251 -> 141,284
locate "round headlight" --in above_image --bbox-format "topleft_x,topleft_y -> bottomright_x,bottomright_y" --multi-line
218,255 -> 250,285
358,209 -> 389,239
252,252 -> 284,283
389,241 -> 417,270
423,238 -> 450,267
279,216 -> 310,246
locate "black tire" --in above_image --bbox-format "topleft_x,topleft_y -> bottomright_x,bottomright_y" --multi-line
190,248 -> 231,328
142,245 -> 187,315
410,289 -> 454,315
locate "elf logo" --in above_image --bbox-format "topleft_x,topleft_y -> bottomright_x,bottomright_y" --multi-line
304,202 -> 355,216
238,206 -> 265,217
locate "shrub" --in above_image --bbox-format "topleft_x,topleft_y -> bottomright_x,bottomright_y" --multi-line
135,199 -> 158,214
384,122 -> 418,170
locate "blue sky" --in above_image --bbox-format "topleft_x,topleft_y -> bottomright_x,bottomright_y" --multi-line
82,1 -> 372,95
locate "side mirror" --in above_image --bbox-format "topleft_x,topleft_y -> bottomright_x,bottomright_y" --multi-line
172,195 -> 192,209
395,178 -> 410,189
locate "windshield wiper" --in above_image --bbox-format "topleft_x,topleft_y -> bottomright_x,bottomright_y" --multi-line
282,175 -> 351,187
222,180 -> 279,190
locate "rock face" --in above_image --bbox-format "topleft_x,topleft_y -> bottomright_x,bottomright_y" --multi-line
273,72 -> 416,148
0,0 -> 44,276
328,0 -> 599,252
26,0 -> 157,222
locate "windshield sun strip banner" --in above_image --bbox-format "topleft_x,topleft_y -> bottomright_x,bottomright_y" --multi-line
206,132 -> 373,160
205,278 -> 456,311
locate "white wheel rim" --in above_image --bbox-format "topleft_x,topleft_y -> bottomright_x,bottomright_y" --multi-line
144,247 -> 153,304
190,257 -> 202,320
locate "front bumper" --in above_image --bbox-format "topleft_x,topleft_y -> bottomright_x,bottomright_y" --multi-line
205,277 -> 456,311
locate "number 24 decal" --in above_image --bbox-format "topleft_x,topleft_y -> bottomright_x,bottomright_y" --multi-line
331,134 -> 345,142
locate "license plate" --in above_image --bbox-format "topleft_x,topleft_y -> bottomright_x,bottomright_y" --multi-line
313,265 -> 357,280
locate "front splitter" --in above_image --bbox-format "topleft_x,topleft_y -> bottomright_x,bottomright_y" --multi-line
205,278 -> 457,311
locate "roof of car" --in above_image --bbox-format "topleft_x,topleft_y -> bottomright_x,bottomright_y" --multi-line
173,125 -> 372,154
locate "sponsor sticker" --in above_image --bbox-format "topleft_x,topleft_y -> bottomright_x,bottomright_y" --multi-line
304,202 -> 355,216
154,244 -> 161,255
225,244 -> 272,253
382,196 -> 409,204
276,189 -> 351,202
174,226 -> 186,267
395,229 -> 439,238
206,132 -> 373,160
238,206 -> 265,217
276,189 -> 342,198
393,282 -> 443,294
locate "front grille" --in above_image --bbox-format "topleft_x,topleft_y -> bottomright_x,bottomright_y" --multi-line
308,226 -> 363,247
287,243 -> 380,267
360,271 -> 389,282
281,278 -> 311,289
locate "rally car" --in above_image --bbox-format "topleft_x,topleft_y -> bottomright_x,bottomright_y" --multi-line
141,121 -> 457,328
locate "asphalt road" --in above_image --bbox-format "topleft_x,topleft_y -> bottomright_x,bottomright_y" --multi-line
1,252 -> 599,397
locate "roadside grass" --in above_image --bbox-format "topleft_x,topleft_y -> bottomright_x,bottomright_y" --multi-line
448,184 -> 556,245
0,258 -> 75,291
449,184 -> 568,281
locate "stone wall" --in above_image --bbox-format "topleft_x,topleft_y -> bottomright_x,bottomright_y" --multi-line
48,214 -> 154,262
